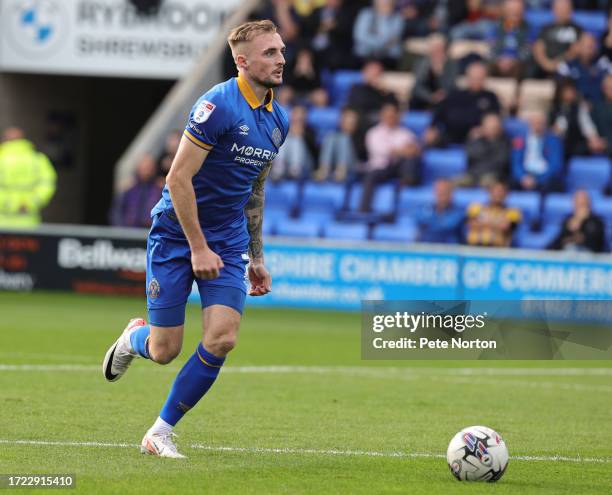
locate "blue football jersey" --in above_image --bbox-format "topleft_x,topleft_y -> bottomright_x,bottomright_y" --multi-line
152,75 -> 289,248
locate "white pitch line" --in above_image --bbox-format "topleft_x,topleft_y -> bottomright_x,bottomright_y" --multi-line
0,439 -> 609,464
1,364 -> 612,377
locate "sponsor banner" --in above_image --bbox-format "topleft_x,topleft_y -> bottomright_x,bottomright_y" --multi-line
0,0 -> 241,79
361,300 -> 612,360
0,229 -> 147,295
1,227 -> 611,306
234,241 -> 612,309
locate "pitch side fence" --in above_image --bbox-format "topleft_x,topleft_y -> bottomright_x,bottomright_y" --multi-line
1,225 -> 611,307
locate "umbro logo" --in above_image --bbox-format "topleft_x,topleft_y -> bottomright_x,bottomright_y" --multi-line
239,125 -> 249,135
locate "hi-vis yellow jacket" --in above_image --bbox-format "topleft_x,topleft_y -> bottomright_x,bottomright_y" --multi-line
0,138 -> 57,227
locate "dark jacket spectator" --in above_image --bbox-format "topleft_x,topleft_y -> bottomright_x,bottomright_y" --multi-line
409,34 -> 458,110
549,78 -> 602,158
488,0 -> 531,78
303,0 -> 360,70
426,61 -> 501,145
283,47 -> 328,106
512,112 -> 564,191
590,74 -> 612,156
347,60 -> 399,118
416,179 -> 464,243
548,190 -> 606,252
460,113 -> 511,187
532,0 -> 582,77
557,32 -> 611,102
112,154 -> 162,228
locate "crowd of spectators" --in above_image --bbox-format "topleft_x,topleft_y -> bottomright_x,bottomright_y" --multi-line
114,0 -> 611,252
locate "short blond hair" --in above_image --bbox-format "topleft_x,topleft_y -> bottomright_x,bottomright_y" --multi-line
227,20 -> 278,53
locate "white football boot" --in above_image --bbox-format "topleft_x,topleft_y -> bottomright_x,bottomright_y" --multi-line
140,431 -> 186,459
102,318 -> 146,382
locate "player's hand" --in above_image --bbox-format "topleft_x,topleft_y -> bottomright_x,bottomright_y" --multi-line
192,246 -> 224,280
248,261 -> 271,296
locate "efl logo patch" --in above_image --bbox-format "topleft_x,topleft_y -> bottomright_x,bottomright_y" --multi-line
194,100 -> 216,123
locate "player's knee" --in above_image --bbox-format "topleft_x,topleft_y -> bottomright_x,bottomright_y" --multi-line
206,334 -> 237,356
150,343 -> 181,365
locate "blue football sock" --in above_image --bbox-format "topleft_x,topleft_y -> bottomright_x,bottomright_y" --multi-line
129,325 -> 150,359
159,343 -> 225,426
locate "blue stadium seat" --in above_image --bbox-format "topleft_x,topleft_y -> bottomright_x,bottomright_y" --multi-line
265,181 -> 298,209
453,188 -> 488,211
306,107 -> 341,141
524,10 -> 554,39
566,156 -> 611,193
507,191 -> 541,223
275,218 -> 320,238
301,181 -> 346,212
593,196 -> 612,221
329,70 -> 363,107
574,11 -> 608,37
398,187 -> 434,213
347,183 -> 396,213
300,208 -> 336,224
503,117 -> 528,138
543,193 -> 573,226
422,148 -> 467,184
401,111 -> 432,137
516,225 -> 559,250
322,221 -> 369,241
372,222 -> 418,243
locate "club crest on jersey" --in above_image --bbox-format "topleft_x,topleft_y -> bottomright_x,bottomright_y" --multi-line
194,100 -> 216,123
272,127 -> 282,147
148,278 -> 160,299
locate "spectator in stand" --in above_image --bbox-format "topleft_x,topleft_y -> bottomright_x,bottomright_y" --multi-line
112,154 -> 162,228
359,102 -> 420,211
282,47 -> 329,106
314,107 -> 360,182
271,105 -> 318,181
488,0 -> 531,78
531,0 -> 582,78
353,0 -> 405,68
549,78 -> 604,158
590,74 -> 612,157
302,0 -> 360,70
416,179 -> 465,243
425,61 -> 501,146
409,34 -> 458,110
418,1 -> 470,34
397,0 -> 431,38
457,113 -> 511,187
512,111 -> 564,191
548,189 -> 606,252
465,181 -> 522,247
600,13 -> 612,61
558,32 -> 611,103
347,59 -> 399,120
0,127 -> 56,227
156,130 -> 181,187
449,0 -> 502,41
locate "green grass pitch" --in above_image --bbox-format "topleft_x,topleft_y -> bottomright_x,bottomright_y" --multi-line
0,291 -> 611,494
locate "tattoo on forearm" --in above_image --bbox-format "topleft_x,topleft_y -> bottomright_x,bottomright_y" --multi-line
245,161 -> 272,260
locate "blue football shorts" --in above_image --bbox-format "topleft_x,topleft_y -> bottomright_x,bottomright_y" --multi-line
145,211 -> 249,327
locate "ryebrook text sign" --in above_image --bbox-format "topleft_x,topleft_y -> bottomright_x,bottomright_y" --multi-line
0,0 -> 241,78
